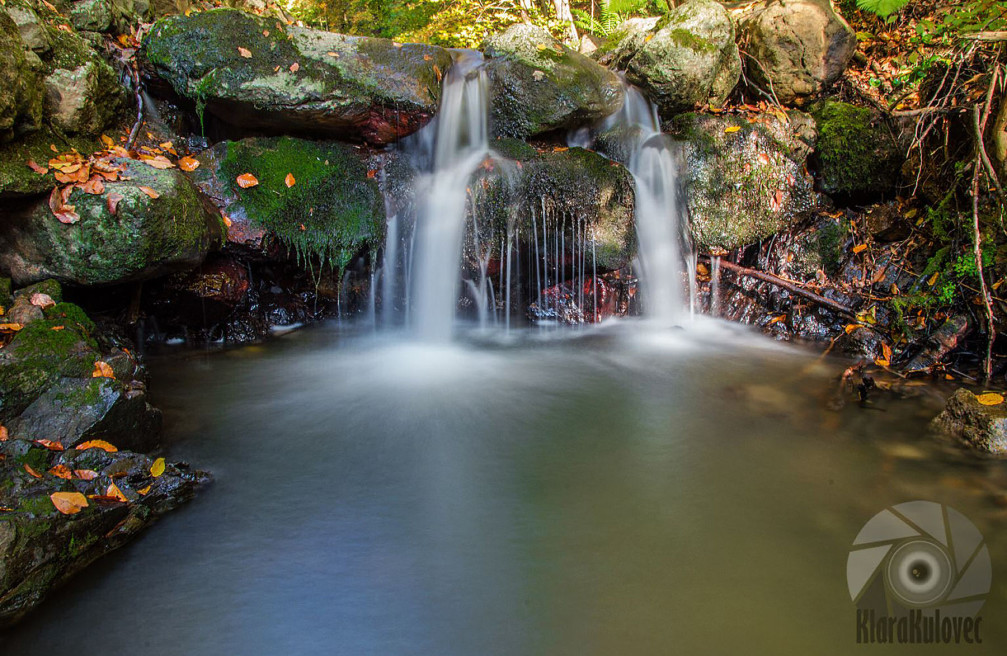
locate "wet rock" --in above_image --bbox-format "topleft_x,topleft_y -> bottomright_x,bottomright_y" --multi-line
902,315 -> 971,374
809,101 -> 903,202
140,8 -> 452,145
0,158 -> 224,286
666,110 -> 818,251
738,0 -> 856,104
932,388 -> 1007,455
529,270 -> 637,324
0,437 -> 209,628
4,295 -> 44,326
0,277 -> 12,308
609,0 -> 740,117
0,130 -> 103,199
482,23 -> 624,138
188,136 -> 384,270
0,9 -> 44,142
44,59 -> 123,135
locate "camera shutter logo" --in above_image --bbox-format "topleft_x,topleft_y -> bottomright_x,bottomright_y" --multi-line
847,500 -> 991,617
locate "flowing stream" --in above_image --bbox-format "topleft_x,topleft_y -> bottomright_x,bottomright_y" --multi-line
4,322 -> 1007,654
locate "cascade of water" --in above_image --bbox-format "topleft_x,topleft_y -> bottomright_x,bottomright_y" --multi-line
710,255 -> 721,318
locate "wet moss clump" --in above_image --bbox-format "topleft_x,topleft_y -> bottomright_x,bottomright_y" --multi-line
206,137 -> 385,271
810,101 -> 902,202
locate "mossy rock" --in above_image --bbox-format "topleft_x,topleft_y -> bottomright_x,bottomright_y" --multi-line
190,136 -> 384,271
0,158 -> 223,286
609,0 -> 740,117
932,388 -> 1007,455
0,9 -> 44,143
0,129 -> 103,198
809,101 -> 903,202
666,110 -> 819,251
482,23 -> 624,139
0,278 -> 12,308
140,8 -> 452,145
15,278 -> 64,304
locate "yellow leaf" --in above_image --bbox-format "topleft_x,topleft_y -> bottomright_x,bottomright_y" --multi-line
724,126 -> 741,133
644,34 -> 654,43
51,492 -> 88,515
767,314 -> 786,325
844,324 -> 861,334
150,457 -> 166,478
285,173 -> 296,188
927,271 -> 939,286
852,244 -> 867,254
77,439 -> 118,453
874,358 -> 890,367
92,360 -> 115,378
977,392 -> 1004,406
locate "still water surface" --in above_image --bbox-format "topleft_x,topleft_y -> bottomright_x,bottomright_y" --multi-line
4,320 -> 1006,654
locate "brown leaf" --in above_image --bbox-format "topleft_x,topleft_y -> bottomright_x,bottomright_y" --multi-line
30,293 -> 56,309
107,192 -> 124,215
0,425 -> 7,442
74,469 -> 99,481
366,169 -> 377,179
35,439 -> 64,451
48,464 -> 73,480
24,464 -> 42,479
159,141 -> 178,156
238,46 -> 252,58
92,360 -> 115,379
178,156 -> 200,172
285,173 -> 296,188
48,185 -> 80,224
236,173 -> 259,188
433,64 -> 442,82
138,186 -> 160,199
27,160 -> 49,175
51,492 -> 88,515
76,439 -> 118,452
139,154 -> 175,170
78,176 -> 105,195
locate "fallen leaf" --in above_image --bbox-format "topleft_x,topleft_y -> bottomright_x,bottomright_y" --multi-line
844,324 -> 862,335
139,154 -> 175,170
221,213 -> 233,227
767,314 -> 786,325
874,357 -> 890,367
78,176 -> 105,195
757,153 -> 770,165
724,125 -> 742,133
138,186 -> 160,199
927,271 -> 939,286
27,160 -> 49,175
553,146 -> 569,153
35,439 -> 64,451
51,492 -> 88,515
882,343 -> 892,362
0,425 -> 7,442
48,464 -> 73,479
852,244 -> 868,254
150,457 -> 166,478
644,34 -> 654,43
100,134 -> 116,149
289,62 -> 300,72
769,188 -> 784,212
238,46 -> 252,58
178,156 -> 200,172
299,223 -> 306,231
30,293 -> 56,309
236,173 -> 259,189
0,323 -> 24,332
366,169 -> 377,179
327,51 -> 339,57
977,392 -> 1004,406
24,464 -> 42,479
285,173 -> 296,188
433,64 -> 442,82
76,439 -> 118,452
74,469 -> 99,480
92,361 -> 115,378
159,141 -> 178,156
106,482 -> 129,503
49,185 -> 80,224
107,192 -> 124,215
423,54 -> 432,61
138,485 -> 152,496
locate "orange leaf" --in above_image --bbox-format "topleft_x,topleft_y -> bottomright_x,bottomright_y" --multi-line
0,425 -> 8,442
236,173 -> 259,188
159,141 -> 178,156
48,464 -> 73,479
263,30 -> 270,36
92,360 -> 115,378
178,156 -> 200,172
35,439 -> 64,451
49,185 -> 80,224
51,325 -> 65,331
106,482 -> 129,503
844,324 -> 861,335
238,46 -> 252,58
51,492 -> 88,515
757,153 -> 771,165
137,485 -> 152,496
107,192 -> 124,215
27,160 -> 49,175
24,464 -> 42,479
433,64 -> 442,82
78,176 -> 105,195
138,186 -> 160,199
285,173 -> 296,188
366,169 -> 377,179
139,154 -> 175,170
0,323 -> 24,332
289,62 -> 300,72
74,469 -> 99,480
77,439 -> 118,452
852,244 -> 868,254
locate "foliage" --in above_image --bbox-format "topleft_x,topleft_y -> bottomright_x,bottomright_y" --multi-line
572,1 -> 626,37
855,0 -> 911,19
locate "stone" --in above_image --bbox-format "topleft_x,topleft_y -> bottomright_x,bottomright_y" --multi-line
0,9 -> 44,142
932,388 -> 1007,455
739,0 -> 857,104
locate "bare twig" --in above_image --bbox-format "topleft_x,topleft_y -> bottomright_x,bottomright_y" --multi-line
972,156 -> 996,381
700,255 -> 860,321
974,67 -> 1007,204
964,31 -> 1007,42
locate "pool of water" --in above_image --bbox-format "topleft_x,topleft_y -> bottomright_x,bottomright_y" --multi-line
4,319 -> 1006,654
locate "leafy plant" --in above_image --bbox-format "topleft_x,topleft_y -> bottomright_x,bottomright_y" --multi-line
855,0 -> 912,18
572,0 -> 626,37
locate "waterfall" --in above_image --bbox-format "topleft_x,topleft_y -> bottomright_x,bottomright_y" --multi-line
408,51 -> 489,341
573,82 -> 692,325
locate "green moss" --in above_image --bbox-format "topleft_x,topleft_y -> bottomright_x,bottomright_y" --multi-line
17,279 -> 63,304
811,101 -> 901,200
17,495 -> 56,518
490,138 -> 539,161
664,28 -> 717,54
0,128 -> 101,197
0,278 -> 11,308
42,302 -> 94,333
209,137 -> 384,271
16,448 -> 52,477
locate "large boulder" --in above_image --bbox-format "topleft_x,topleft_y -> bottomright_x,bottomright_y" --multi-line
482,23 -> 624,139
665,110 -> 819,251
0,10 -> 44,143
932,388 -> 1007,455
140,8 -> 452,145
188,136 -> 385,270
809,100 -> 903,202
739,0 -> 856,104
610,0 -> 740,117
0,158 -> 224,286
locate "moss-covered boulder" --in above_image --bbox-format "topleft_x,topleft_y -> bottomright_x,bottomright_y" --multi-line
739,0 -> 856,104
140,8 -> 452,145
0,437 -> 208,628
610,0 -> 740,117
0,10 -> 44,143
0,131 -> 102,199
665,110 -> 819,251
0,158 -> 223,286
809,101 -> 903,202
932,388 -> 1007,455
189,136 -> 384,270
482,23 -> 624,139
